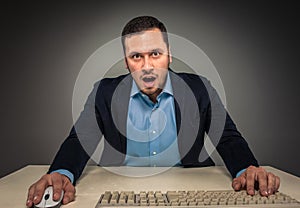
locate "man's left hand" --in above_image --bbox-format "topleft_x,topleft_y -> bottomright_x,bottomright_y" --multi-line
232,166 -> 280,196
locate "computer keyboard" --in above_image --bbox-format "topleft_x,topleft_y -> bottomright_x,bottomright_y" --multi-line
95,190 -> 300,207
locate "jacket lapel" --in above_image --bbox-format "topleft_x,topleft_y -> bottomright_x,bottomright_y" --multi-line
169,71 -> 200,163
110,74 -> 133,155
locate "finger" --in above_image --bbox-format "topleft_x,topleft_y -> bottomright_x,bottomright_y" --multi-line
257,170 -> 268,196
26,184 -> 35,207
51,172 -> 64,201
275,176 -> 280,192
32,178 -> 49,205
246,168 -> 256,195
267,172 -> 276,195
240,174 -> 247,189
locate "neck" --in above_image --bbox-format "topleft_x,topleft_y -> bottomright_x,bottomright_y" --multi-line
144,88 -> 163,103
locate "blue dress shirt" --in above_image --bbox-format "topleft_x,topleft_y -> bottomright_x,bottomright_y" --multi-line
124,72 -> 181,167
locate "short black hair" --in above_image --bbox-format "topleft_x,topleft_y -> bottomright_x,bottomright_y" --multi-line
121,16 -> 169,53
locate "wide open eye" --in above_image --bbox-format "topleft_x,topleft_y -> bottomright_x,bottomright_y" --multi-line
132,54 -> 141,59
151,51 -> 161,57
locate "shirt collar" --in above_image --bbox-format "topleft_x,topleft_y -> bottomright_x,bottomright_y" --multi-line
130,71 -> 173,97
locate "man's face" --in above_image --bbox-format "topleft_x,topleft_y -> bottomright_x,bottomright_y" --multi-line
124,28 -> 172,99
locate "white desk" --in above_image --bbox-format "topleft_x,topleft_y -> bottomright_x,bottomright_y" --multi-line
0,166 -> 299,207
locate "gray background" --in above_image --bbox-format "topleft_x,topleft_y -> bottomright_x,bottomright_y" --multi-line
1,1 -> 299,178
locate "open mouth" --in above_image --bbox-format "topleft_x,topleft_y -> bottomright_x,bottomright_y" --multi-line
142,76 -> 156,82
141,76 -> 156,88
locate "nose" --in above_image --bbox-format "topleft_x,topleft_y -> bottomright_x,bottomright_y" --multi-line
142,55 -> 153,71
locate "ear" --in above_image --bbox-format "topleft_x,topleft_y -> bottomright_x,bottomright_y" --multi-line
168,46 -> 172,63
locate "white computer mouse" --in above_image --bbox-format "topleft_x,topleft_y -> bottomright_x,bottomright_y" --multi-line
34,186 -> 64,208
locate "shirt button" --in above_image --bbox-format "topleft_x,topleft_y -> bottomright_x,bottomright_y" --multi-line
152,130 -> 156,134
153,151 -> 157,155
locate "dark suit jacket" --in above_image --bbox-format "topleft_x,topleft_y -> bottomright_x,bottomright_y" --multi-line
48,70 -> 258,184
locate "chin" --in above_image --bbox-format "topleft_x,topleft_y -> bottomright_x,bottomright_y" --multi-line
142,88 -> 161,96
141,89 -> 155,95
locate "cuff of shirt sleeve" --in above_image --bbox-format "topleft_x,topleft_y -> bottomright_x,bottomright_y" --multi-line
236,168 -> 246,178
51,169 -> 74,184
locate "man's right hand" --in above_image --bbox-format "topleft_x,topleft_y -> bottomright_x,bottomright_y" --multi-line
26,172 -> 76,207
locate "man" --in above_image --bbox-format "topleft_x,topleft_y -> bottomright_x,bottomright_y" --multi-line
26,16 -> 280,207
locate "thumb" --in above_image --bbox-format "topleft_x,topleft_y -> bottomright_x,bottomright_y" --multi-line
232,174 -> 247,191
62,179 -> 76,205
232,177 -> 242,191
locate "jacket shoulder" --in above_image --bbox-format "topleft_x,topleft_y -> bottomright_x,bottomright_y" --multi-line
98,73 -> 129,88
173,71 -> 211,95
175,72 -> 208,85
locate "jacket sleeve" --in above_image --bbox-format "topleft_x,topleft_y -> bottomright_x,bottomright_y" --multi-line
48,81 -> 103,184
203,78 -> 258,178
216,112 -> 259,178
